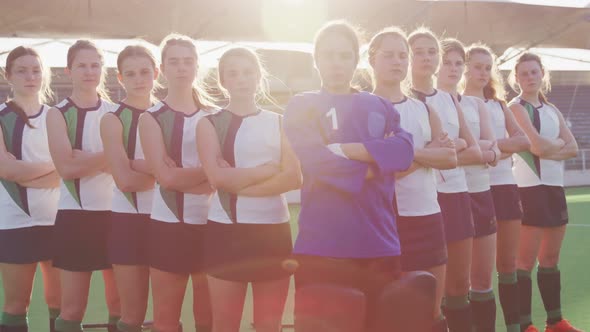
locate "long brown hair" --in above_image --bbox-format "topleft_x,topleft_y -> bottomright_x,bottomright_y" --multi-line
508,52 -> 551,103
159,33 -> 217,110
67,40 -> 112,102
4,46 -> 53,128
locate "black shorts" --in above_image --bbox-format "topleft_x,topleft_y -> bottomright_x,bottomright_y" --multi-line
490,184 -> 523,221
293,254 -> 401,329
108,212 -> 150,266
204,221 -> 293,282
519,185 -> 568,227
396,213 -> 447,271
470,190 -> 498,238
0,226 -> 54,264
438,192 -> 475,243
52,210 -> 112,272
148,219 -> 205,274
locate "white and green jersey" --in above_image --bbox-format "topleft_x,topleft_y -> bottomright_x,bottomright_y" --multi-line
413,89 -> 468,193
54,98 -> 114,211
485,99 -> 516,186
147,102 -> 213,225
511,97 -> 564,187
459,95 -> 491,193
0,103 -> 59,229
109,103 -> 154,214
206,109 -> 290,224
393,97 -> 440,216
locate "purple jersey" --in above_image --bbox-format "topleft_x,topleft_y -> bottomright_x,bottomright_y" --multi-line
284,90 -> 414,258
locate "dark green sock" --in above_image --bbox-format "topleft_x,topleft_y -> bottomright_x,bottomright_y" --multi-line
0,325 -> 28,332
0,312 -> 28,332
537,266 -> 562,325
498,272 -> 520,332
442,295 -> 472,332
48,308 -> 60,320
108,315 -> 121,332
48,308 -> 60,332
517,269 -> 532,331
470,290 -> 496,332
54,317 -> 82,332
0,312 -> 27,327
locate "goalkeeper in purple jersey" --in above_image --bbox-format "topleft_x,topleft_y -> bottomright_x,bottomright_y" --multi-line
283,21 -> 414,330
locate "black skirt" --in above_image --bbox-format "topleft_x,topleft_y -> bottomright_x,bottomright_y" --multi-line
204,221 -> 293,282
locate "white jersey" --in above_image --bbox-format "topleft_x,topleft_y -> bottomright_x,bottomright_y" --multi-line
147,102 -> 213,225
459,95 -> 490,193
393,97 -> 440,216
109,103 -> 154,214
207,109 -> 290,224
0,103 -> 59,229
55,98 -> 114,211
485,99 -> 516,186
511,98 -> 564,187
413,89 -> 468,193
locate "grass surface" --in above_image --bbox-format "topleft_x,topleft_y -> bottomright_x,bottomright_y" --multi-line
2,189 -> 589,331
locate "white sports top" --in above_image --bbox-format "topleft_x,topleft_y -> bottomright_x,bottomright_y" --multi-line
0,103 -> 59,229
206,109 -> 290,224
393,97 -> 441,216
485,99 -> 517,186
413,89 -> 468,193
146,102 -> 213,224
511,98 -> 564,187
109,103 -> 154,215
460,95 -> 490,193
54,98 -> 114,211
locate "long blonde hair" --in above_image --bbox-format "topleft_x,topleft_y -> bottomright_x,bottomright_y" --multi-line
217,47 -> 276,105
465,43 -> 507,101
367,26 -> 410,93
408,26 -> 440,52
407,26 -> 441,92
159,33 -> 217,110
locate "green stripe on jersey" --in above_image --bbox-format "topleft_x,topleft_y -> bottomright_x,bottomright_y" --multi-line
517,103 -> 540,177
119,108 -> 133,152
0,111 -> 18,153
208,111 -> 234,220
63,106 -> 78,146
155,110 -> 176,155
0,111 -> 30,215
119,108 -> 138,211
62,106 -> 82,207
154,109 -> 182,221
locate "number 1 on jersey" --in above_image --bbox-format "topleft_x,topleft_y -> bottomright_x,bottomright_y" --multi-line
326,107 -> 338,130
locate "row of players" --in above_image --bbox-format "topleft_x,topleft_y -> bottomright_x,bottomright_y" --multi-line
0,21 -> 580,332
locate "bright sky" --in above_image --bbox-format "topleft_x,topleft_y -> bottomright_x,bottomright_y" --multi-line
425,0 -> 590,8
498,47 -> 590,71
2,38 -> 590,72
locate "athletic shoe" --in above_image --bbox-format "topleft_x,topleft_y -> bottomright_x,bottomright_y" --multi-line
544,319 -> 584,332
